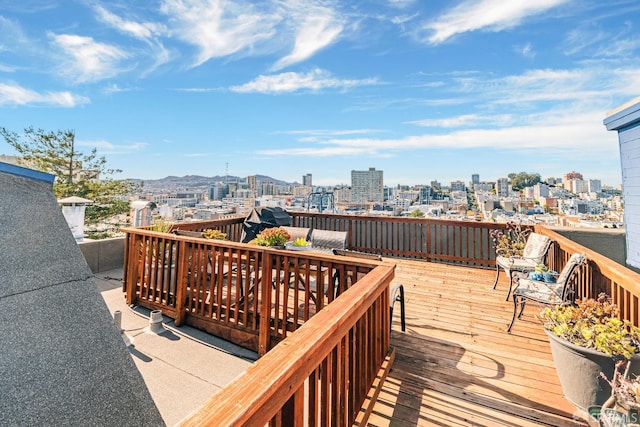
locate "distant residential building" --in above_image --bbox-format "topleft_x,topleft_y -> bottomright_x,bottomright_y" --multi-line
564,171 -> 584,181
417,186 -> 432,204
333,186 -> 351,204
533,183 -> 550,199
546,177 -> 562,186
588,179 -> 602,193
450,180 -> 465,191
563,171 -> 584,192
496,178 -> 509,197
430,180 -> 441,190
473,182 -> 493,192
351,168 -> 383,204
208,183 -> 228,201
293,185 -> 311,198
571,179 -> 588,194
471,174 -> 480,185
247,175 -> 257,190
303,173 -> 312,187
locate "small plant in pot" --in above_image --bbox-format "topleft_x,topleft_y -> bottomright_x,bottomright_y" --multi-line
250,227 -> 291,247
537,293 -> 640,411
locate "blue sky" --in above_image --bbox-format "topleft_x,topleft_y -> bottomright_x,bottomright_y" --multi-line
1,0 -> 639,187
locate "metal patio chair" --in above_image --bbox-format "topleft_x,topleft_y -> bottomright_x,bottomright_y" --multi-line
332,249 -> 405,333
507,253 -> 587,333
493,232 -> 553,300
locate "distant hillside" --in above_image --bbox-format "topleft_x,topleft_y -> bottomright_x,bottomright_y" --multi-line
135,174 -> 296,190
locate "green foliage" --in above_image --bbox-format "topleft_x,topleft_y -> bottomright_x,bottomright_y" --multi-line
251,227 -> 290,247
291,237 -> 308,247
149,219 -> 174,233
409,209 -> 424,218
202,229 -> 227,240
538,293 -> 640,359
508,171 -> 541,191
0,126 -> 140,227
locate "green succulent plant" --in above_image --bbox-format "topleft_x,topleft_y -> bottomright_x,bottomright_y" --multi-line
538,293 -> 640,360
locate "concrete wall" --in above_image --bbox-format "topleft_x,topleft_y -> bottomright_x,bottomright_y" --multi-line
79,236 -> 125,273
551,227 -> 627,268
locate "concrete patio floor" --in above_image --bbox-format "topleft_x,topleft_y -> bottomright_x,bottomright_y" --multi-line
96,268 -> 257,426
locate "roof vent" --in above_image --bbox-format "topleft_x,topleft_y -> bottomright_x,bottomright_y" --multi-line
145,310 -> 165,335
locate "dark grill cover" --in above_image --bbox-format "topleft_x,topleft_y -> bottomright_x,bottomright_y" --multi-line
240,207 -> 292,243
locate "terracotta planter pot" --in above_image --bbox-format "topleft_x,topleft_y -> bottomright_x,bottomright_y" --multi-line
545,330 -> 640,411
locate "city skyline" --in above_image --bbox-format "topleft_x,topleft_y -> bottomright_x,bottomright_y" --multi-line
1,1 -> 639,187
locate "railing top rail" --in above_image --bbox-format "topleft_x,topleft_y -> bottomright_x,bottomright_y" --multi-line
534,225 -> 640,295
179,263 -> 394,426
290,211 -> 506,229
121,226 -> 385,266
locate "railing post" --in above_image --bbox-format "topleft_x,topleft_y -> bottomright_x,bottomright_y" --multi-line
258,250 -> 272,356
125,233 -> 140,305
174,240 -> 187,326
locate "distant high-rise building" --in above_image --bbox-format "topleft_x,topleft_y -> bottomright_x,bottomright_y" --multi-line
247,175 -> 257,190
496,178 -> 509,197
588,179 -> 602,193
471,174 -> 480,185
563,171 -> 584,192
208,183 -> 228,201
303,173 -> 312,187
351,167 -> 383,204
571,179 -> 588,194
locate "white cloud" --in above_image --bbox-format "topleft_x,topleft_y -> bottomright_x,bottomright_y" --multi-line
94,5 -> 165,40
77,139 -> 148,154
49,33 -> 128,83
230,68 -> 378,94
407,114 -> 514,128
515,42 -> 536,59
257,112 -> 613,159
160,0 -> 281,67
0,82 -> 89,106
420,0 -> 568,44
272,3 -> 343,70
387,0 -> 417,8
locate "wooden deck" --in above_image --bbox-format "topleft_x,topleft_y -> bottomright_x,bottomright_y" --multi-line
369,259 -> 587,427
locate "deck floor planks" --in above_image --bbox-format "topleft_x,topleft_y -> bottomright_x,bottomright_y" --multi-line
374,259 -> 587,426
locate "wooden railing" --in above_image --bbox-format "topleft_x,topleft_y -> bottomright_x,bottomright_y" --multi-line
168,213 -> 500,267
122,227 -> 382,355
180,264 -> 395,427
161,213 -> 640,327
535,225 -> 640,327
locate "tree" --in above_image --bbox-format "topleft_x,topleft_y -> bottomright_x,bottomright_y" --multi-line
508,171 -> 541,191
1,126 -> 139,227
410,208 -> 424,218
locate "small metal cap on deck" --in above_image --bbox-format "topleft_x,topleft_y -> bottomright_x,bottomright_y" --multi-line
145,310 -> 166,335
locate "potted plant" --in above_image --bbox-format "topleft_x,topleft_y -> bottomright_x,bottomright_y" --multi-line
537,293 -> 640,411
202,228 -> 227,240
490,221 -> 530,257
285,237 -> 311,251
534,264 -> 558,283
250,227 -> 290,248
